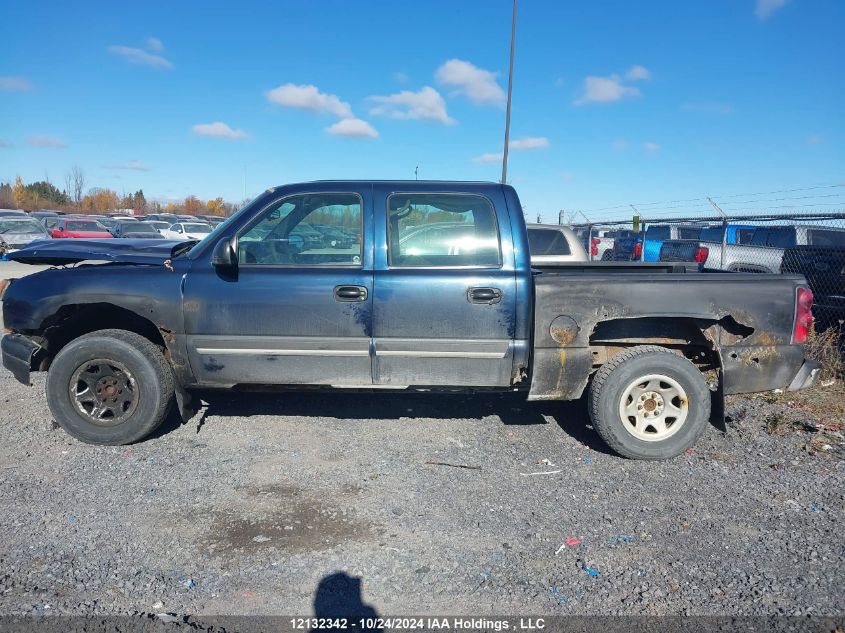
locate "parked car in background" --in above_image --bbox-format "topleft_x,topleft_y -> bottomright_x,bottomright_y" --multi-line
160,222 -> 213,240
147,221 -> 173,236
662,224 -> 845,273
0,217 -> 52,251
526,224 -> 589,264
29,210 -> 61,222
175,215 -> 197,222
572,228 -> 614,260
41,216 -> 62,230
110,220 -> 165,239
50,218 -> 113,239
781,242 -> 845,328
641,224 -> 707,261
611,230 -> 644,261
659,223 -> 757,270
146,213 -> 177,223
0,209 -> 28,218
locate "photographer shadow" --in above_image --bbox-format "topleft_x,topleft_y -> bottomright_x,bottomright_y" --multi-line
312,572 -> 382,633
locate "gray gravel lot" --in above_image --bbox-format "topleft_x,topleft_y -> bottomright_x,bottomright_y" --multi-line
0,366 -> 843,619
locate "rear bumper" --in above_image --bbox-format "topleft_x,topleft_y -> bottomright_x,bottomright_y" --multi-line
1,333 -> 40,386
787,360 -> 821,392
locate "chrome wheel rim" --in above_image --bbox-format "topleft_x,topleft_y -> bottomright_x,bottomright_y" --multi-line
69,359 -> 138,426
618,373 -> 689,442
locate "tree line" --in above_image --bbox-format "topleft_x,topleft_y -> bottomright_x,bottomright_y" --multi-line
0,167 -> 238,217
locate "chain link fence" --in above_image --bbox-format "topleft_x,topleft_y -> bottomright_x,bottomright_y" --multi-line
568,210 -> 845,332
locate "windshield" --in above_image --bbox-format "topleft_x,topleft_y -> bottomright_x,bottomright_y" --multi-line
0,219 -> 45,234
149,221 -> 170,230
183,223 -> 211,233
121,222 -> 159,233
66,221 -> 105,231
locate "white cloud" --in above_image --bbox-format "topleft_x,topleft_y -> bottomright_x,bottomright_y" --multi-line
472,136 -> 550,163
0,76 -> 33,92
108,45 -> 173,69
146,37 -> 164,52
682,102 -> 734,115
104,160 -> 150,171
27,135 -> 66,148
612,139 -> 629,151
393,71 -> 409,83
643,142 -> 661,153
192,122 -> 249,140
807,134 -> 823,145
0,140 -> 12,148
756,0 -> 791,19
265,83 -> 353,118
509,136 -> 550,150
626,65 -> 651,81
326,118 -> 379,139
473,153 -> 503,164
575,75 -> 640,105
368,86 -> 454,124
435,59 -> 505,106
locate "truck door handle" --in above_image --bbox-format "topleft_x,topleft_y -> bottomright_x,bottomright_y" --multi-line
468,287 -> 502,304
334,285 -> 368,302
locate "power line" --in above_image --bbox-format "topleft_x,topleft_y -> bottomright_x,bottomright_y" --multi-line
581,183 -> 845,213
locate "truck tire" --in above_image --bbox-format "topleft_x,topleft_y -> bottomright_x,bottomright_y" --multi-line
588,345 -> 710,460
46,329 -> 174,445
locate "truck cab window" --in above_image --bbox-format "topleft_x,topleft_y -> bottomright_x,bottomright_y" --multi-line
388,193 -> 500,267
238,193 -> 362,266
526,228 -> 571,255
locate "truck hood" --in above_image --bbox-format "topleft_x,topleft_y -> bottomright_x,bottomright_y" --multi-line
6,238 -> 191,265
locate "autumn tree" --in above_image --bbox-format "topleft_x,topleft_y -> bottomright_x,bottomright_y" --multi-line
0,182 -> 12,208
183,196 -> 202,215
81,188 -> 119,214
205,197 -> 225,216
12,176 -> 27,209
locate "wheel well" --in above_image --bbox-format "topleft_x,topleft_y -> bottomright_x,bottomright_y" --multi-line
589,317 -> 720,370
40,303 -> 167,360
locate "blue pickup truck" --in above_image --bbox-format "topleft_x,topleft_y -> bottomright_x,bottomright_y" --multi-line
0,181 -> 820,459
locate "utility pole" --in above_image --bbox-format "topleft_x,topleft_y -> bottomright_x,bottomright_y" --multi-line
415,165 -> 419,180
501,0 -> 517,185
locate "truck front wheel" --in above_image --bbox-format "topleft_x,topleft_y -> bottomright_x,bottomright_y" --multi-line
46,329 -> 174,445
588,345 -> 710,460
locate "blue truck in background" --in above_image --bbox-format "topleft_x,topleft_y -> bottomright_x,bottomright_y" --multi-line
1,181 -> 820,459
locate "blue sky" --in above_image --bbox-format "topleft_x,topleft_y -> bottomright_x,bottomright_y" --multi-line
1,0 -> 843,221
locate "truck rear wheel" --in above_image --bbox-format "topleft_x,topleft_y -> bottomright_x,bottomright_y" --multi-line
46,329 -> 174,445
588,345 -> 710,460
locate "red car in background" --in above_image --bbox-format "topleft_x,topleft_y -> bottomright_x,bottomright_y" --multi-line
50,218 -> 113,239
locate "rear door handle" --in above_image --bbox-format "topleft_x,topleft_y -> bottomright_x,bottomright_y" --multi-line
334,285 -> 368,302
468,287 -> 502,304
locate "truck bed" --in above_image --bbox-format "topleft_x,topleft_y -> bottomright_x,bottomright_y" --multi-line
529,270 -> 807,400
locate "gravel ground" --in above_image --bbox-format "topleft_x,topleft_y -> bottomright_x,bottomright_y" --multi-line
0,367 -> 843,619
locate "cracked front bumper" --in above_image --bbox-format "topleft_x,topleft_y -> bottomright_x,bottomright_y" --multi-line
1,333 -> 40,386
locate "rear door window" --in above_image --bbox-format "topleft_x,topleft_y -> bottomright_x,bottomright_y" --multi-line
527,228 -> 571,255
388,193 -> 501,267
807,229 -> 845,247
645,226 -> 670,240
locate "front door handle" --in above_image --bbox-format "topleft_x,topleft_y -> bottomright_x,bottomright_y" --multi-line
334,285 -> 368,302
468,287 -> 503,304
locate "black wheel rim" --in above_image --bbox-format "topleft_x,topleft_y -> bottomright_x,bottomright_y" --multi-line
68,358 -> 139,426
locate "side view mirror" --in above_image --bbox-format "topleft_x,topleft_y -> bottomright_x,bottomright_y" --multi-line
211,236 -> 238,271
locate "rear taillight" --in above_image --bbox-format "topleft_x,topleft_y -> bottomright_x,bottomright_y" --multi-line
632,242 -> 643,260
693,246 -> 709,264
792,287 -> 814,344
591,238 -> 599,257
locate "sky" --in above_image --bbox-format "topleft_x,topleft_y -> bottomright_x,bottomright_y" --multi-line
1,0 -> 843,221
